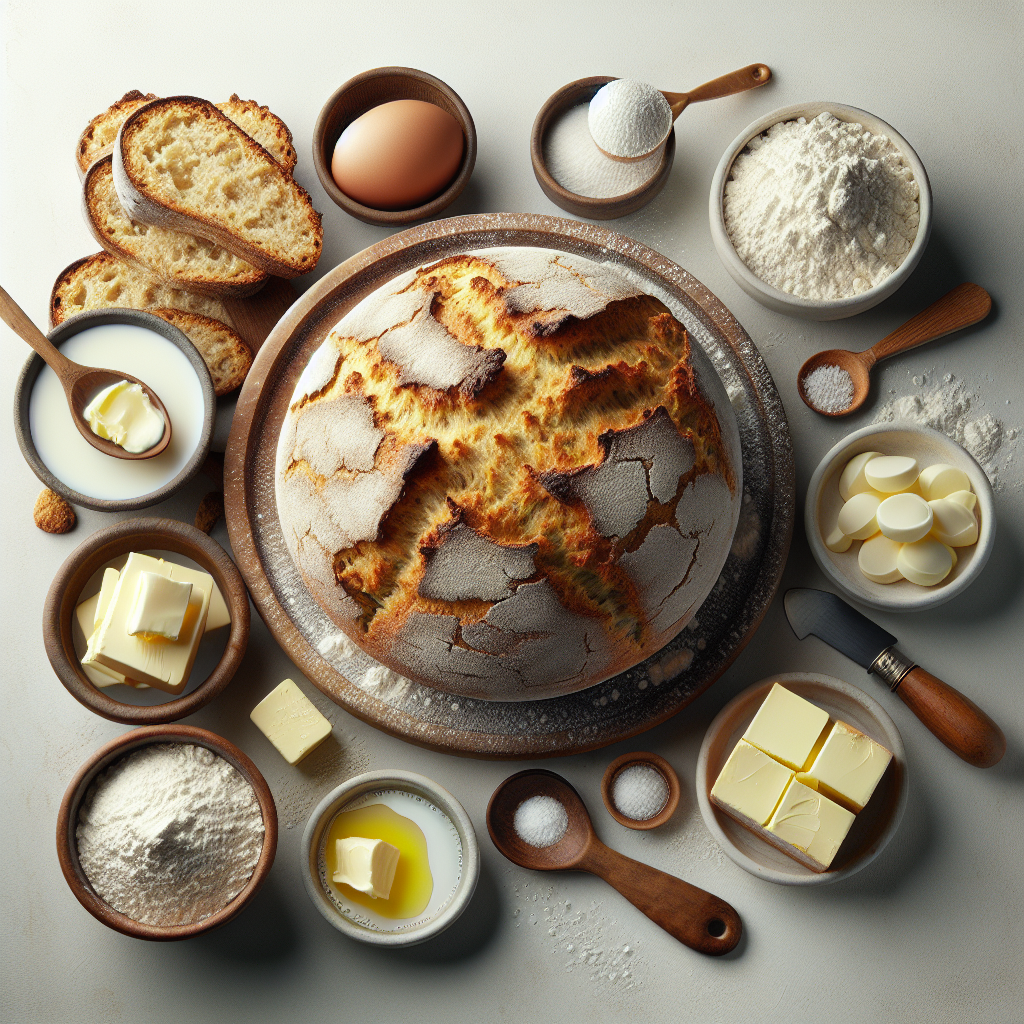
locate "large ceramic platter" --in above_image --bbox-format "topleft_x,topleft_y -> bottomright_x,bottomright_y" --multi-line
225,213 -> 794,757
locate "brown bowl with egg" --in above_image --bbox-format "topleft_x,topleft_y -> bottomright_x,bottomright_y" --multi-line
56,724 -> 277,941
43,517 -> 250,724
312,66 -> 477,226
531,77 -> 676,220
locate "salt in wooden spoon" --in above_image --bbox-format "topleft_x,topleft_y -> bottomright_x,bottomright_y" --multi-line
487,769 -> 742,956
0,285 -> 171,459
593,64 -> 772,161
798,283 -> 992,417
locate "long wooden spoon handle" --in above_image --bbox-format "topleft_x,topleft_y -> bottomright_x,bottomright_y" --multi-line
583,842 -> 741,955
895,666 -> 1006,768
0,285 -> 75,377
675,63 -> 771,112
868,283 -> 992,365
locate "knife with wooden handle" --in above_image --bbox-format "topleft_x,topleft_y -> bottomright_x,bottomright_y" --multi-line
784,589 -> 1005,767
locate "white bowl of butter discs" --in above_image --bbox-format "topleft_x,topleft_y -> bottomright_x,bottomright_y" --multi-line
806,423 -> 995,611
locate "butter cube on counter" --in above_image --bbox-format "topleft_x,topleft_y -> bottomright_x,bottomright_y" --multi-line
742,683 -> 831,771
766,778 -> 856,872
333,837 -> 400,900
800,720 -> 892,813
84,552 -> 212,693
710,739 -> 793,826
127,572 -> 192,640
250,678 -> 333,765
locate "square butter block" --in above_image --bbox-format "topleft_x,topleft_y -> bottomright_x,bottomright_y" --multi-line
74,570 -> 146,689
743,683 -> 831,771
710,738 -> 794,827
802,720 -> 893,813
127,571 -> 192,640
766,778 -> 856,872
250,678 -> 332,765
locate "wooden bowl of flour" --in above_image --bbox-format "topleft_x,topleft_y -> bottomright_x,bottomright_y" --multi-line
56,725 -> 277,941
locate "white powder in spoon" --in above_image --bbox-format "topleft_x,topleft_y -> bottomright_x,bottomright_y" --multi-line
588,79 -> 672,160
802,364 -> 855,413
514,795 -> 568,847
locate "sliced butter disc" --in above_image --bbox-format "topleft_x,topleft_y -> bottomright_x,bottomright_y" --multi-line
945,489 -> 977,512
897,538 -> 953,586
918,463 -> 972,501
928,498 -> 979,547
839,451 -> 883,501
864,455 -> 920,494
858,534 -> 904,584
824,525 -> 852,553
876,492 -> 933,543
837,492 -> 882,540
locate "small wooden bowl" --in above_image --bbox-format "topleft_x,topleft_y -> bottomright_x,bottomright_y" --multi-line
43,517 -> 250,724
696,673 -> 907,885
14,308 -> 216,512
312,66 -> 477,226
56,725 -> 277,941
530,77 -> 676,220
601,751 -> 680,830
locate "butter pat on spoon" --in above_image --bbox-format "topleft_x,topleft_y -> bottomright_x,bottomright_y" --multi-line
0,285 -> 170,459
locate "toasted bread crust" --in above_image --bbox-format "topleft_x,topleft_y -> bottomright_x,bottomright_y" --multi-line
83,156 -> 268,297
216,95 -> 297,174
76,90 -> 157,180
50,252 -> 235,329
150,308 -> 253,395
114,97 -> 322,279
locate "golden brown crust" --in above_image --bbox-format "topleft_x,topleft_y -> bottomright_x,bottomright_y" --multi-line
76,90 -> 158,179
149,308 -> 253,395
34,489 -> 76,534
216,94 -> 297,174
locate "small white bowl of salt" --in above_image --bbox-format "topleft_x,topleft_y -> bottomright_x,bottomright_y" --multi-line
601,752 -> 681,830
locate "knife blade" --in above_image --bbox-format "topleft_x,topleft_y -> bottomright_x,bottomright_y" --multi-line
784,589 -> 1005,768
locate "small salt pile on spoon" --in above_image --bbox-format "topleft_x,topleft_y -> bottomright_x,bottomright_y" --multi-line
802,364 -> 856,415
588,80 -> 673,161
514,794 -> 568,848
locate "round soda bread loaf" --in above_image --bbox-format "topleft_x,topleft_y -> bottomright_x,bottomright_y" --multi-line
275,248 -> 739,700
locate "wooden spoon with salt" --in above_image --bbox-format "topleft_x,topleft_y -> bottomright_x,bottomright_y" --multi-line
487,769 -> 742,956
798,283 -> 993,417
0,285 -> 171,459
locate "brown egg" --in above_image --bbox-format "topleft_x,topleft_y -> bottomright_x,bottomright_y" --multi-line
331,99 -> 465,211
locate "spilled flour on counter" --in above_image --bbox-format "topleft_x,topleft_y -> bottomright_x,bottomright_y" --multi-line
873,373 -> 1019,488
511,879 -> 647,989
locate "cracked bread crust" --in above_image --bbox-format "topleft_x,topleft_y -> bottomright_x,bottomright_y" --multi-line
276,247 -> 737,701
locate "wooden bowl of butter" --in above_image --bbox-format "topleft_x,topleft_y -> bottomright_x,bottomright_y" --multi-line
43,517 -> 250,724
697,673 -> 907,885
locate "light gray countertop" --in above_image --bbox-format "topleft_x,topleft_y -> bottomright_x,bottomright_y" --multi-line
2,2 -> 1022,1021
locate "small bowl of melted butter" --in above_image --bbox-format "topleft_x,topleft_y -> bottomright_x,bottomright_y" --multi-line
302,770 -> 479,946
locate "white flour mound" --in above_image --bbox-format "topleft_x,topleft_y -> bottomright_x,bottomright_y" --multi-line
724,112 -> 919,300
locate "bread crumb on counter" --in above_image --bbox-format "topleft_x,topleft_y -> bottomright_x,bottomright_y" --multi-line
34,489 -> 76,534
195,491 -> 224,534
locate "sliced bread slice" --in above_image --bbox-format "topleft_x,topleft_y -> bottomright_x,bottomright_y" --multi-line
215,95 -> 297,175
150,308 -> 253,395
114,97 -> 322,278
50,252 -> 236,329
76,91 -> 157,179
77,92 -> 298,178
84,156 -> 268,296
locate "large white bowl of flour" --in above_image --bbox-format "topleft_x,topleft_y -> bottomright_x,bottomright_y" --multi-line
709,102 -> 932,321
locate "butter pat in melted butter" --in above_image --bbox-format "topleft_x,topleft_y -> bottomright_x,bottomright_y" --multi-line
767,778 -> 855,871
250,678 -> 332,765
83,379 -> 165,453
333,836 -> 400,900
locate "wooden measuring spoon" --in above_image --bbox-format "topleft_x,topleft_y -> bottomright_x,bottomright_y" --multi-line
0,286 -> 171,459
594,64 -> 772,162
487,769 -> 742,956
798,283 -> 993,417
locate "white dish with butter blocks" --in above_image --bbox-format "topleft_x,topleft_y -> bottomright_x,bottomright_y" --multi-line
806,423 -> 994,612
697,673 -> 907,885
302,770 -> 479,947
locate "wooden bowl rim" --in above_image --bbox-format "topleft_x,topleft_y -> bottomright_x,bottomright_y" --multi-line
600,751 -> 681,830
529,76 -> 676,220
312,65 -> 477,226
43,517 -> 250,724
300,769 -> 480,947
707,100 -> 933,321
56,724 -> 278,941
14,308 -> 216,511
696,672 -> 908,885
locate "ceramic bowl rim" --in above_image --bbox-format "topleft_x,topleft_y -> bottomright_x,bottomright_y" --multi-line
805,422 -> 995,612
56,724 -> 278,940
14,308 -> 216,511
301,769 -> 480,947
696,672 -> 908,886
708,100 -> 932,321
